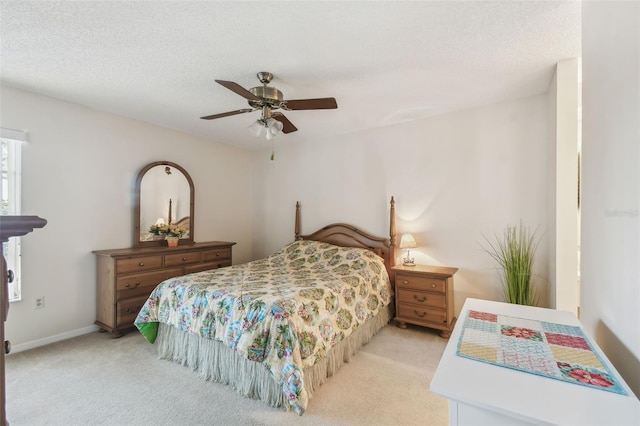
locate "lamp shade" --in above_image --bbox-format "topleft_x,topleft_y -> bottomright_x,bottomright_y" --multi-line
400,233 -> 417,249
249,120 -> 263,136
267,118 -> 283,135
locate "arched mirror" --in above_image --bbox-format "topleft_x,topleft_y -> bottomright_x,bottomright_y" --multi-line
134,161 -> 194,247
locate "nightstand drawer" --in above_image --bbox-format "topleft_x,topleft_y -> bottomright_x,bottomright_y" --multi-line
397,289 -> 446,309
397,304 -> 447,325
396,273 -> 446,293
116,255 -> 163,274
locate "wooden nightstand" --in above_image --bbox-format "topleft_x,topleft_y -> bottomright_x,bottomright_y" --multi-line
393,264 -> 458,338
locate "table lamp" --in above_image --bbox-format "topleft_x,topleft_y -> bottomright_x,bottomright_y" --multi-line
400,233 -> 417,266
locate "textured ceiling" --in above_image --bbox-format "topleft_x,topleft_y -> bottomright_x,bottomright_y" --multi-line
0,1 -> 580,150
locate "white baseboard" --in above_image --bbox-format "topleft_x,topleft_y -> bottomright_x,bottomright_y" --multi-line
9,325 -> 100,354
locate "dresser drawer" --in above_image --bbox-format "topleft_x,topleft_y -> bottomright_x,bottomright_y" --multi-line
203,248 -> 232,262
397,288 -> 446,309
184,260 -> 231,274
165,251 -> 203,267
116,295 -> 149,327
396,273 -> 446,294
116,267 -> 183,292
116,255 -> 163,274
397,304 -> 448,325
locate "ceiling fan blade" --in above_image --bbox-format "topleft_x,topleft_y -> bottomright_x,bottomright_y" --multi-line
215,80 -> 260,101
272,113 -> 298,134
282,97 -> 338,110
200,108 -> 254,120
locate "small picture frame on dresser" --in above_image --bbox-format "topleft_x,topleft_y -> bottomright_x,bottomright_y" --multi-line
392,264 -> 458,338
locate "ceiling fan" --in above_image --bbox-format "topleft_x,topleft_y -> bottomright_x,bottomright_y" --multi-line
200,71 -> 338,138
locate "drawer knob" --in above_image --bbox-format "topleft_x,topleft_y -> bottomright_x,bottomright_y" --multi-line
182,257 -> 187,261
216,253 -> 220,257
414,310 -> 428,318
413,295 -> 427,302
125,282 -> 141,289
402,280 -> 408,284
431,284 -> 436,288
138,262 -> 145,267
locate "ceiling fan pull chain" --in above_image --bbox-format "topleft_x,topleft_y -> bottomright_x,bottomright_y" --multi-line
270,139 -> 275,161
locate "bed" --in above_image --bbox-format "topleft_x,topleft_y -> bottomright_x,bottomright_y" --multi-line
134,198 -> 397,415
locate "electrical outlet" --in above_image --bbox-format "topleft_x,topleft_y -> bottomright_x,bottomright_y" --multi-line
35,296 -> 45,309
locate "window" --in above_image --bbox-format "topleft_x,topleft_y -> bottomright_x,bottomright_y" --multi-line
1,128 -> 25,302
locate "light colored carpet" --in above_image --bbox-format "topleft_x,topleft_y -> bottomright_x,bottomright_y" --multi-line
5,323 -> 449,426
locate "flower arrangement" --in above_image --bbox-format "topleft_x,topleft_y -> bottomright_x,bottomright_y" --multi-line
149,223 -> 170,235
148,224 -> 186,238
166,225 -> 186,238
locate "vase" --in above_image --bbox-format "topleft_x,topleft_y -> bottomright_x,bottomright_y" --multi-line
166,236 -> 179,247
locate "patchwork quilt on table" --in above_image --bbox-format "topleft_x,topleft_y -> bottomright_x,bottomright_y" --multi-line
456,310 -> 628,395
135,240 -> 392,415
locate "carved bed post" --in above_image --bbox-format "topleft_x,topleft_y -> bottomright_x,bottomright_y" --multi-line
389,196 -> 396,267
295,201 -> 301,241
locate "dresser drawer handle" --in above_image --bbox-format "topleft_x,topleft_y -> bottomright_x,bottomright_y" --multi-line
216,253 -> 220,257
125,282 -> 141,289
138,262 -> 145,267
414,310 -> 427,318
431,283 -> 436,288
402,280 -> 409,284
413,295 -> 427,302
182,257 -> 187,261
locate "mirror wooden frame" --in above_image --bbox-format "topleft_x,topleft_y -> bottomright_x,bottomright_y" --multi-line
133,161 -> 195,247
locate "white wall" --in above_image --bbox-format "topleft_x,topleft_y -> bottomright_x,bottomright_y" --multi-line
252,95 -> 550,315
581,1 -> 640,396
0,85 -> 253,349
546,59 -> 580,315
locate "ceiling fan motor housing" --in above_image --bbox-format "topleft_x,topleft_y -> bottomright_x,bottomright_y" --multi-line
249,86 -> 283,108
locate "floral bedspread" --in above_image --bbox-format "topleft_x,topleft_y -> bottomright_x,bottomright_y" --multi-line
134,240 -> 392,415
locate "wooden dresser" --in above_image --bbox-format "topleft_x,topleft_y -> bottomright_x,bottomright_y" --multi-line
93,241 -> 235,337
393,264 -> 458,338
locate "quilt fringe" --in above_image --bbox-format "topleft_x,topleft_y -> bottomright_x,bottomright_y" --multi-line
157,304 -> 393,412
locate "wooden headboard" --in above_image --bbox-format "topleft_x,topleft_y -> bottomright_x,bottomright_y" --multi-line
294,197 -> 397,280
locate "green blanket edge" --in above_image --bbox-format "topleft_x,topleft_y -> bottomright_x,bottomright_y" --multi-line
137,322 -> 159,344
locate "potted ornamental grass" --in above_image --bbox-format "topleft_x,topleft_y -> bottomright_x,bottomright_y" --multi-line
481,221 -> 541,306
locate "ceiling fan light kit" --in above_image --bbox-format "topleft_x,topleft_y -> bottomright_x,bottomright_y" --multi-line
201,71 -> 338,141
249,117 -> 283,140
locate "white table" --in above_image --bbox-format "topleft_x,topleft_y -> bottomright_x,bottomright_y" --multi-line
430,298 -> 640,425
